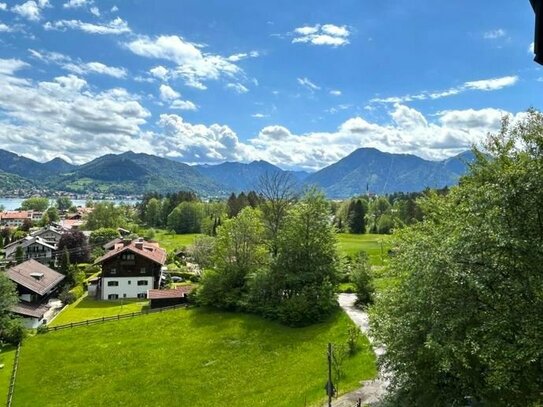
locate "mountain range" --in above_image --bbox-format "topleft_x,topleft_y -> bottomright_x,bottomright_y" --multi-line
0,148 -> 475,198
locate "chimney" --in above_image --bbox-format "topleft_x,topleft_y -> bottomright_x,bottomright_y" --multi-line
135,238 -> 144,250
30,272 -> 44,281
123,238 -> 132,247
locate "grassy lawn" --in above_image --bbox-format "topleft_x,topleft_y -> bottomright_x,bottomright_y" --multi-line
336,233 -> 391,265
151,231 -> 391,265
152,230 -> 202,252
15,308 -> 376,407
49,296 -> 149,327
0,345 -> 16,403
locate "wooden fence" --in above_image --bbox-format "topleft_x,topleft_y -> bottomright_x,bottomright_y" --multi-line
44,303 -> 187,332
6,344 -> 21,407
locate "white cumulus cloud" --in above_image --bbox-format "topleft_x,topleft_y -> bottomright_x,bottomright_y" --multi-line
29,49 -> 127,78
12,1 -> 43,21
292,23 -> 350,47
159,84 -> 180,101
44,17 -> 130,35
125,35 -> 243,89
0,58 -> 151,163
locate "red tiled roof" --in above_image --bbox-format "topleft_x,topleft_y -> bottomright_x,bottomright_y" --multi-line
1,211 -> 31,220
60,219 -> 84,229
95,239 -> 167,266
148,286 -> 193,299
6,259 -> 65,296
11,302 -> 50,319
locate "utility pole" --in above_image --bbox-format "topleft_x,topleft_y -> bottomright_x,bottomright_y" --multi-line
326,343 -> 335,407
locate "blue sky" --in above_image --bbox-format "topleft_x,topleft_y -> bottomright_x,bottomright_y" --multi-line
0,0 -> 541,170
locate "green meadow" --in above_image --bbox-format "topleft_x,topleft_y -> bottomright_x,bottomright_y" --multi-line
336,233 -> 391,265
14,309 -> 376,407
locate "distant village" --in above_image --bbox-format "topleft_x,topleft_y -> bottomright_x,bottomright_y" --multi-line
0,205 -> 191,329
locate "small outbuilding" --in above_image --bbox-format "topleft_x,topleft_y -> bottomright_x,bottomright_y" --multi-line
148,286 -> 193,309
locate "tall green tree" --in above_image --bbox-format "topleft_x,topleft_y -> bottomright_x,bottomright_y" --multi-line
258,171 -> 297,256
262,188 -> 339,326
144,198 -> 162,227
59,247 -> 71,276
15,246 -> 24,264
348,199 -> 366,234
198,207 -> 266,309
85,202 -> 126,230
56,197 -> 73,211
89,228 -> 120,247
350,251 -> 373,307
167,202 -> 204,234
44,207 -> 60,224
371,110 -> 543,406
20,197 -> 49,212
226,193 -> 249,218
0,273 -> 25,344
58,230 -> 90,264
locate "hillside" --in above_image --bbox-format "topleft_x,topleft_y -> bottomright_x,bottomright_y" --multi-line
194,160 -> 309,193
49,152 -> 222,195
41,157 -> 76,174
0,170 -> 37,194
305,148 -> 474,197
0,149 -> 54,180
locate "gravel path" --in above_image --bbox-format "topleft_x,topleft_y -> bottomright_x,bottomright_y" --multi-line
325,294 -> 388,407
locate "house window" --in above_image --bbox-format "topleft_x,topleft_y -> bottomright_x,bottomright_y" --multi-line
122,253 -> 135,260
140,267 -> 146,274
137,280 -> 148,286
137,293 -> 147,299
128,280 -> 131,285
107,281 -> 119,287
108,294 -> 119,300
123,294 -> 127,298
110,268 -> 117,275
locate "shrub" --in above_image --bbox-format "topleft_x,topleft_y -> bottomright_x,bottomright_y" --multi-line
346,326 -> 360,355
36,324 -> 49,335
1,317 -> 27,345
351,251 -> 374,307
277,282 -> 337,327
60,285 -> 84,304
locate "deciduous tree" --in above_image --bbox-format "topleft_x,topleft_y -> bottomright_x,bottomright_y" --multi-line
198,207 -> 266,309
56,197 -> 73,212
20,197 -> 49,212
260,188 -> 339,326
371,110 -> 543,406
58,230 -> 90,264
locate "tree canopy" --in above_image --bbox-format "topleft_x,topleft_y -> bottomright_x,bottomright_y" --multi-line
371,110 -> 543,406
20,197 -> 49,212
0,273 -> 25,344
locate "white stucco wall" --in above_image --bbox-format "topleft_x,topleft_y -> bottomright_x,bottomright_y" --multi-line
101,276 -> 153,300
22,316 -> 44,329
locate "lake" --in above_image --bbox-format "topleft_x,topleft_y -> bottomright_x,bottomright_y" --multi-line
0,198 -> 139,211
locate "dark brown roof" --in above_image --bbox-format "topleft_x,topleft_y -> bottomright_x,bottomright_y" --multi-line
103,237 -> 122,250
148,286 -> 193,299
95,239 -> 167,266
6,260 -> 65,296
11,302 -> 49,318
